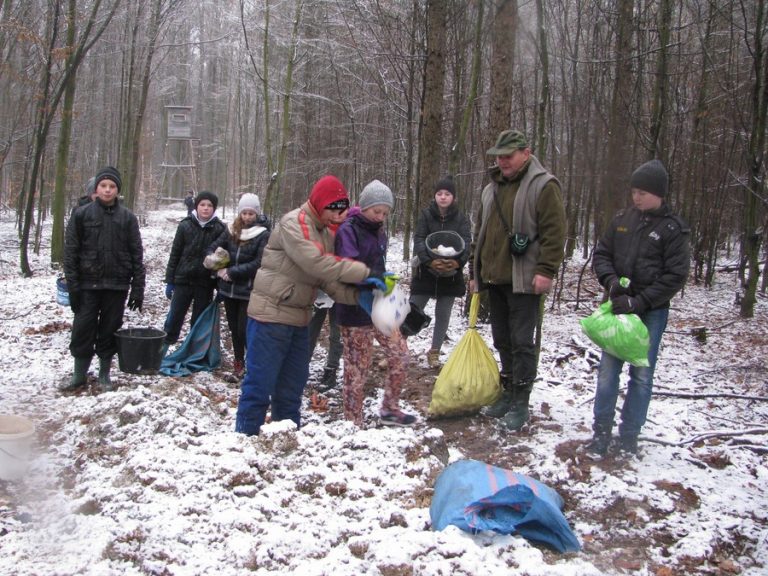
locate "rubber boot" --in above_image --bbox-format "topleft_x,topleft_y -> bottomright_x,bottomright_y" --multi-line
482,374 -> 514,418
98,356 -> 115,391
586,424 -> 612,457
501,383 -> 533,431
317,367 -> 337,392
60,357 -> 92,391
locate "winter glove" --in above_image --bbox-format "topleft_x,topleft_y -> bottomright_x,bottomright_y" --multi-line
357,289 -> 374,315
607,276 -> 629,298
165,284 -> 175,300
361,276 -> 387,292
127,296 -> 143,312
610,295 -> 646,315
382,272 -> 399,295
69,290 -> 82,314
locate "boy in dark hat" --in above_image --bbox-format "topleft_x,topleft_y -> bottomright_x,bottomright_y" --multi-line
62,166 -> 145,391
586,159 -> 690,456
163,190 -> 226,348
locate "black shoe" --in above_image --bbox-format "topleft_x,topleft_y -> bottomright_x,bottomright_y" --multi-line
586,434 -> 611,457
619,436 -> 638,454
316,368 -> 337,392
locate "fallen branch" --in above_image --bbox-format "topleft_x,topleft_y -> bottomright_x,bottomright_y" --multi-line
653,391 -> 768,402
642,427 -> 768,447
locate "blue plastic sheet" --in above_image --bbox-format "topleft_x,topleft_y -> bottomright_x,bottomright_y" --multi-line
160,301 -> 221,377
430,459 -> 581,553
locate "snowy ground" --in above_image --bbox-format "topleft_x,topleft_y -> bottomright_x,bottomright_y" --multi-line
0,207 -> 766,575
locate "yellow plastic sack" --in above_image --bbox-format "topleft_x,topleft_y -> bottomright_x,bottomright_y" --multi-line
428,293 -> 501,418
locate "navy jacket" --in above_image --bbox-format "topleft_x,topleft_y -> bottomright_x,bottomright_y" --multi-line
593,204 -> 690,310
165,215 -> 226,287
206,217 -> 271,301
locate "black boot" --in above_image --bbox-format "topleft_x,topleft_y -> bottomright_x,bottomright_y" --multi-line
317,367 -> 337,392
60,357 -> 92,391
483,373 -> 515,418
619,435 -> 638,454
501,382 -> 533,431
98,356 -> 115,391
586,424 -> 612,457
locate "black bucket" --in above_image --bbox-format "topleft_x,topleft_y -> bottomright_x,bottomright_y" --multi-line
400,302 -> 432,337
114,328 -> 166,374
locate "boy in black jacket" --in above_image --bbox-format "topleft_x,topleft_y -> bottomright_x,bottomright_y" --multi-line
587,159 -> 690,456
62,166 -> 145,391
163,191 -> 226,346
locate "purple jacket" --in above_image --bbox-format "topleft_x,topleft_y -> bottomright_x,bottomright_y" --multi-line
334,207 -> 387,327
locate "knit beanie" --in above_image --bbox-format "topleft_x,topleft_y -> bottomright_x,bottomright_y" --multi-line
434,175 -> 456,198
195,190 -> 219,210
238,193 -> 261,214
358,179 -> 394,210
94,166 -> 122,193
85,177 -> 96,197
309,175 -> 349,213
630,159 -> 668,198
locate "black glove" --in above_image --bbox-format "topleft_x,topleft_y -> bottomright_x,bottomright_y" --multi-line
607,277 -> 629,298
610,295 -> 645,315
69,290 -> 82,314
127,296 -> 143,312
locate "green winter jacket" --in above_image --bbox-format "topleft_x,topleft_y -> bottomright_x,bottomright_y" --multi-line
472,156 -> 566,292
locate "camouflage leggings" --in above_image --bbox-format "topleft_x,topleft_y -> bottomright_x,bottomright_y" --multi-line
340,325 -> 409,426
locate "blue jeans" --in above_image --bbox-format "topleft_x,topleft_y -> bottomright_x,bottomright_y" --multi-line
593,307 -> 669,440
163,284 -> 214,344
235,319 -> 310,436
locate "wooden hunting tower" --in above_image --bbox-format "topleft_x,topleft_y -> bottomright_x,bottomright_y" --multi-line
158,105 -> 198,206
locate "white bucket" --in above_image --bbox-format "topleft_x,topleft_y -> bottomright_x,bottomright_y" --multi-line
0,414 -> 35,481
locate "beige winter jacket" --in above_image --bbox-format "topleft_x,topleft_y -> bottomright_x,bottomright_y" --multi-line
247,202 -> 370,326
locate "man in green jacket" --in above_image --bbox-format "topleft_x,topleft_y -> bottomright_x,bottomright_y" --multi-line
470,129 -> 566,430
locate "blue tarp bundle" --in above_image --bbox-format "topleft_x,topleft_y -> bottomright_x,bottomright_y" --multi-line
159,301 -> 221,377
430,459 -> 581,553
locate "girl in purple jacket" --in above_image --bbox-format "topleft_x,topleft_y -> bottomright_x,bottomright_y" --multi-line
334,180 -> 416,427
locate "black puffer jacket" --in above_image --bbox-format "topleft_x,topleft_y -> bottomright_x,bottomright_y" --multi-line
207,216 -> 271,301
64,199 -> 145,297
593,204 -> 690,310
165,214 -> 226,287
411,201 -> 472,298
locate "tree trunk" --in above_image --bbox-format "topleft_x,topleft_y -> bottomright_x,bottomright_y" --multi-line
416,0 -> 446,211
740,0 -> 768,318
487,0 -> 517,142
534,0 -> 550,162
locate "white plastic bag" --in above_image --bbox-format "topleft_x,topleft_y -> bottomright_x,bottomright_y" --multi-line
370,284 -> 411,337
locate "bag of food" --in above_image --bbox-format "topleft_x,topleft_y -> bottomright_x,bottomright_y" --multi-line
580,301 -> 650,367
428,293 -> 500,417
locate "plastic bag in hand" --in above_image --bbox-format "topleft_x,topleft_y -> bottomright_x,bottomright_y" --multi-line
370,284 -> 410,337
580,301 -> 650,366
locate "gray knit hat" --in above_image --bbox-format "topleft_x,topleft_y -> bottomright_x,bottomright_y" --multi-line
238,193 -> 261,213
630,159 -> 668,198
358,179 -> 394,210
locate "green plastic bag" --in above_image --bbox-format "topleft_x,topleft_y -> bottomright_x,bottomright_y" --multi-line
428,294 -> 501,417
580,301 -> 650,367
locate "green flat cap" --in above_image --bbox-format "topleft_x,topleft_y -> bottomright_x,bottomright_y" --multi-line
487,129 -> 528,155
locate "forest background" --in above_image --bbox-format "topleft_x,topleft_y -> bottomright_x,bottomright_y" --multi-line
0,0 -> 766,316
